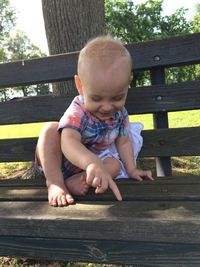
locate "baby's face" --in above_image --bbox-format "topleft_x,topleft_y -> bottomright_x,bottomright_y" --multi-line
83,83 -> 128,121
80,60 -> 131,121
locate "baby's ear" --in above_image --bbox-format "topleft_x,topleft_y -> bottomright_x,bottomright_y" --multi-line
74,75 -> 83,95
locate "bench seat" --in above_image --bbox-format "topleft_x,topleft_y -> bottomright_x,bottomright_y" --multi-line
1,177 -> 200,265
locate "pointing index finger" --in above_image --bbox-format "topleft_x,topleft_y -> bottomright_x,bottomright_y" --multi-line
108,179 -> 122,201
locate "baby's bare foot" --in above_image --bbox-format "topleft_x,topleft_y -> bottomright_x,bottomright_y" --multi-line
48,183 -> 74,207
65,172 -> 90,196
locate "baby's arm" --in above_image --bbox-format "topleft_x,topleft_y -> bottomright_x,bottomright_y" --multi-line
61,128 -> 122,200
116,134 -> 154,181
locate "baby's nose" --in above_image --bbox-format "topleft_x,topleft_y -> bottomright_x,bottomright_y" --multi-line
101,103 -> 112,112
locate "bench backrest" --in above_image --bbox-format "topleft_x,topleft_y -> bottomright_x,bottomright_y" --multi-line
0,33 -> 200,176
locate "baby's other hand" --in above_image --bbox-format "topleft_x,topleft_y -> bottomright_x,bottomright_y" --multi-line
129,168 -> 154,181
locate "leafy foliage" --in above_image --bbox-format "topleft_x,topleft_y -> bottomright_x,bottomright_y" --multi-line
6,30 -> 46,60
192,3 -> 200,32
105,0 -> 192,43
0,2 -> 50,101
0,0 -> 16,40
0,0 -> 16,61
105,0 -> 199,85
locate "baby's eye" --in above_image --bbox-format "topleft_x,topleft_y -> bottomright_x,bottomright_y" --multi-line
91,96 -> 102,102
112,95 -> 125,101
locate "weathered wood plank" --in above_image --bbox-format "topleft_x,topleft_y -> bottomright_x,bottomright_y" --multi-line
127,32 -> 200,70
0,236 -> 200,266
0,137 -> 37,162
1,201 -> 200,244
0,94 -> 74,125
0,177 -> 46,186
1,175 -> 200,187
0,33 -> 199,88
0,127 -> 200,162
0,80 -> 200,125
2,176 -> 200,201
0,52 -> 78,88
141,127 -> 200,157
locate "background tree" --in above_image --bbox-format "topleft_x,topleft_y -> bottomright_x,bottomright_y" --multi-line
42,0 -> 105,95
0,30 -> 49,101
6,30 -> 49,98
0,0 -> 16,62
105,0 -> 196,86
0,0 -> 16,101
0,1 -> 49,101
105,0 -> 192,42
192,3 -> 200,32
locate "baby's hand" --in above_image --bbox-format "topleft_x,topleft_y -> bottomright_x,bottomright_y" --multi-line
86,163 -> 122,201
129,168 -> 154,181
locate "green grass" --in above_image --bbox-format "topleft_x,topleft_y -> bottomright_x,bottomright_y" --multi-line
130,109 -> 200,129
0,122 -> 46,139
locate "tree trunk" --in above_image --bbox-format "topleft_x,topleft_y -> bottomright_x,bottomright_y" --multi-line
42,0 -> 105,95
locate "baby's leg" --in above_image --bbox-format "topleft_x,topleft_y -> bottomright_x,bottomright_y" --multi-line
37,122 -> 74,206
103,157 -> 121,178
64,171 -> 90,196
37,122 -> 90,206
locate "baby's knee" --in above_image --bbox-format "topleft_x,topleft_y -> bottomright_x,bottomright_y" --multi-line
40,121 -> 59,138
38,121 -> 60,147
43,121 -> 59,133
103,157 -> 121,178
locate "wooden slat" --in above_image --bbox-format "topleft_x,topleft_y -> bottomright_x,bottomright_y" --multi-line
0,127 -> 200,162
0,177 -> 46,187
0,236 -> 200,265
141,127 -> 200,157
1,175 -> 200,187
127,80 -> 200,114
0,52 -> 79,88
0,33 -> 199,88
0,80 -> 200,125
1,200 -> 200,244
0,137 -> 37,162
127,32 -> 200,71
1,176 -> 200,201
0,94 -> 74,125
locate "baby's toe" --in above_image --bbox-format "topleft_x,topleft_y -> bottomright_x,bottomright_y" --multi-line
61,195 -> 68,206
50,196 -> 58,207
66,194 -> 74,204
56,195 -> 64,207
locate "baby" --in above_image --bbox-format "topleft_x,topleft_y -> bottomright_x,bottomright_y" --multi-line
35,36 -> 153,207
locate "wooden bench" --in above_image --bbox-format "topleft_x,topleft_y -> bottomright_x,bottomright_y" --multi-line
0,33 -> 200,266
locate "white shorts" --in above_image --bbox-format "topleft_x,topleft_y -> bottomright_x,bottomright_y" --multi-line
98,122 -> 144,179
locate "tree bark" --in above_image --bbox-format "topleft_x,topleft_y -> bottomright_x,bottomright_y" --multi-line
42,0 -> 105,95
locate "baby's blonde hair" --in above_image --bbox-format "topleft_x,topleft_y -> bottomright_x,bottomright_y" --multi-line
77,35 -> 132,78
